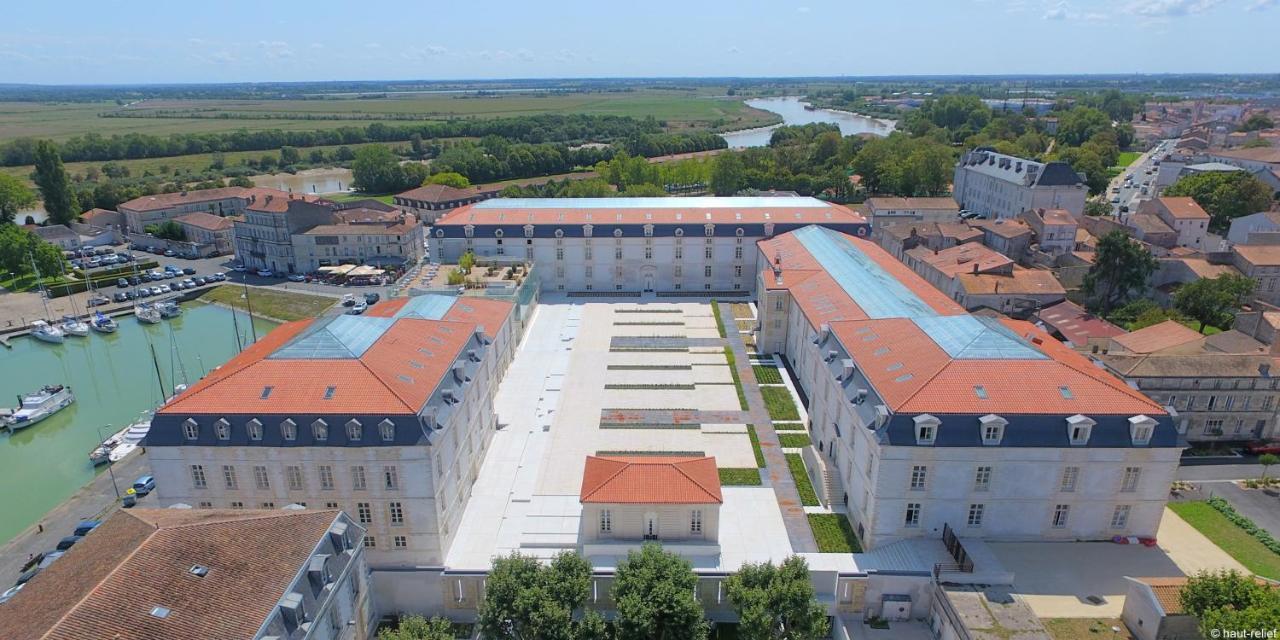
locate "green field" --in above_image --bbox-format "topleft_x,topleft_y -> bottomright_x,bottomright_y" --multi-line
198,285 -> 336,322
1168,501 -> 1280,580
0,90 -> 775,144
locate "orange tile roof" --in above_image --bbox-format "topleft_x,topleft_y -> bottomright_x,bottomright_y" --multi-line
1134,577 -> 1187,615
245,192 -> 327,213
1234,244 -> 1280,267
396,183 -> 488,203
119,186 -> 258,212
1111,320 -> 1204,354
580,456 -> 722,504
174,211 -> 235,232
956,268 -> 1066,296
972,218 -> 1033,239
1036,300 -> 1127,345
0,509 -> 339,640
1158,197 -> 1210,220
907,243 -> 1013,278
435,199 -> 866,227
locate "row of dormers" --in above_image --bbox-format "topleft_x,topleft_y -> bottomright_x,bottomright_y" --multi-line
910,413 -> 1158,447
181,416 -> 400,443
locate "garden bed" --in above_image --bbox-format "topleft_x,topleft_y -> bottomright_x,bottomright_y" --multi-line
786,453 -> 819,506
718,468 -> 763,486
748,425 -> 765,468
1168,500 -> 1280,580
761,387 -> 800,421
751,365 -> 783,385
778,433 -> 811,448
808,514 -> 860,552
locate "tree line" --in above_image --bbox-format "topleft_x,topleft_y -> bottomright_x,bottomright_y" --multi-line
0,113 -> 669,167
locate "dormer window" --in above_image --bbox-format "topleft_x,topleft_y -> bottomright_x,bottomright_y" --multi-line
275,418 -> 293,441
346,419 -> 363,441
913,414 -> 939,445
247,419 -> 263,441
379,419 -> 395,442
613,228 -> 623,238
675,228 -> 684,237
183,418 -> 199,440
214,418 -> 231,441
463,225 -> 474,238
979,414 -> 1007,445
524,224 -> 534,238
493,228 -> 503,238
1129,415 -> 1157,446
704,223 -> 715,237
644,224 -> 654,237
1066,414 -> 1095,446
311,419 -> 327,440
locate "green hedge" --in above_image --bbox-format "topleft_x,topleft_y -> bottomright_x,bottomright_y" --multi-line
603,384 -> 697,390
779,433 -> 812,448
761,387 -> 800,421
808,514 -> 862,553
748,425 -> 765,468
752,365 -> 783,384
711,300 -> 727,338
719,468 -> 763,486
724,347 -> 748,410
1208,496 -> 1280,556
786,453 -> 819,506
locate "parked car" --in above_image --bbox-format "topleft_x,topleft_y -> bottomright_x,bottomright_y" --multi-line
158,284 -> 172,294
132,475 -> 156,496
15,568 -> 39,586
256,269 -> 273,277
231,264 -> 246,272
113,292 -> 128,303
150,286 -> 163,296
364,292 -> 380,305
171,281 -> 186,291
287,274 -> 306,282
138,288 -> 152,298
73,520 -> 101,536
163,250 -> 176,257
86,295 -> 109,307
1246,441 -> 1280,456
182,279 -> 196,288
117,278 -> 129,288
211,272 -> 226,281
182,267 -> 196,275
342,294 -> 356,307
193,277 -> 207,286
36,551 -> 64,570
347,301 -> 367,315
55,535 -> 82,551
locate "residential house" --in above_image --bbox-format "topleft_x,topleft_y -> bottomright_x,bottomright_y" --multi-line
1033,300 -> 1127,353
578,456 -> 722,553
232,195 -> 337,274
394,184 -> 494,224
953,268 -> 1066,317
865,197 -> 960,230
1139,197 -> 1210,250
119,187 -> 323,234
952,149 -> 1088,219
1020,208 -> 1078,255
1205,147 -> 1280,174
1232,245 -> 1280,307
1227,210 -> 1280,246
174,212 -> 236,255
875,222 -> 981,263
292,220 -> 425,273
970,218 -> 1034,260
31,224 -> 80,251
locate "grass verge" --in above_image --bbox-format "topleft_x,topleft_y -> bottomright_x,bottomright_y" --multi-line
761,386 -> 800,421
719,468 -> 763,486
724,346 -> 748,410
779,433 -> 812,448
772,421 -> 806,431
808,513 -> 861,553
711,300 -> 727,338
199,284 -> 335,322
1168,501 -> 1280,580
1042,618 -> 1133,640
752,365 -> 783,384
786,453 -> 819,506
747,425 -> 766,468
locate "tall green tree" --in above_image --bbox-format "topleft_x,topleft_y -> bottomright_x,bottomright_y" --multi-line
351,144 -> 407,193
1083,231 -> 1158,315
1165,171 -> 1274,230
726,557 -> 829,640
613,544 -> 707,640
380,615 -> 456,640
31,140 -> 78,225
1181,570 -> 1280,640
477,551 -> 595,640
1240,113 -> 1275,132
279,145 -> 301,166
426,172 -> 471,189
0,174 -> 37,225
0,224 -> 63,281
710,152 -> 746,196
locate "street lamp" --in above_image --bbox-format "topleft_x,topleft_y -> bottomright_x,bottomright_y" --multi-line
96,423 -> 121,500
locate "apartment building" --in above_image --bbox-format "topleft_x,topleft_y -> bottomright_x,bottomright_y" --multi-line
174,211 -> 236,255
1020,208 -> 1078,255
429,197 -> 867,294
755,225 -> 1181,550
952,149 -> 1088,219
292,220 -> 425,273
394,184 -> 495,224
232,195 -> 338,273
1137,197 -> 1210,250
1232,245 -> 1280,307
119,187 -> 325,234
0,509 -> 373,640
865,197 -> 959,230
147,294 -> 519,567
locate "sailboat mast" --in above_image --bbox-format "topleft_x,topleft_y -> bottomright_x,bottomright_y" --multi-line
149,342 -> 167,402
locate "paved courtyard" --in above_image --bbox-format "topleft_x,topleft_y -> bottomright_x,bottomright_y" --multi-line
447,298 -> 797,569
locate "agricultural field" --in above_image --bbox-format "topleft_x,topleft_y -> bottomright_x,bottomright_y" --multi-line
0,89 -> 775,144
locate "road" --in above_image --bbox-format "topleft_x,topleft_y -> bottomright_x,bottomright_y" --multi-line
1106,138 -> 1174,219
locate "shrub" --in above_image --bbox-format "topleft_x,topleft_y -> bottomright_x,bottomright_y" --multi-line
1207,496 -> 1280,556
724,346 -> 748,410
748,425 -> 765,468
772,422 -> 806,431
711,300 -> 727,338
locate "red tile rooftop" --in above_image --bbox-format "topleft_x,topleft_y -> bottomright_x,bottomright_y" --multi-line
906,243 -> 1013,278
1157,196 -> 1211,220
1036,300 -> 1127,345
396,183 -> 489,203
434,199 -> 866,227
1110,320 -> 1204,355
174,211 -> 234,232
580,456 -> 722,504
866,197 -> 959,211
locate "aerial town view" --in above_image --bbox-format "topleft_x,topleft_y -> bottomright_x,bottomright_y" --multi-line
2,2 -> 1280,639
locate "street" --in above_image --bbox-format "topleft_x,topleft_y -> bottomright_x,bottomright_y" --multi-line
1106,137 -> 1174,218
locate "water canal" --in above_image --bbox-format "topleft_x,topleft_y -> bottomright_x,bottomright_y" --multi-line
0,303 -> 276,543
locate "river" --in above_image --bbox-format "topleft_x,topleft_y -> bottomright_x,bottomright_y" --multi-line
252,167 -> 354,195
0,303 -> 276,543
720,96 -> 896,148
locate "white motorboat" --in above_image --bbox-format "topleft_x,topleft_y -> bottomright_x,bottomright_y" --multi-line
135,303 -> 162,324
4,385 -> 74,430
89,425 -> 130,466
59,314 -> 89,337
108,418 -> 151,462
90,312 -> 118,334
155,300 -> 181,319
29,320 -> 65,344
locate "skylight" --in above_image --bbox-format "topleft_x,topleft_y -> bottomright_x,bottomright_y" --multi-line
150,606 -> 171,619
974,385 -> 989,399
323,386 -> 336,400
260,386 -> 273,399
1059,386 -> 1074,399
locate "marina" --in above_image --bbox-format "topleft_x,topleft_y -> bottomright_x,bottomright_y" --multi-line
0,302 -> 276,544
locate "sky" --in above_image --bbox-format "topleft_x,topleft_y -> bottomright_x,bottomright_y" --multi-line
1,0 -> 1277,85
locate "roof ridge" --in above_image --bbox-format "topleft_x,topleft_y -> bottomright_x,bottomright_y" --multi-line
580,458 -> 630,502
141,508 -> 339,530
671,458 -> 721,502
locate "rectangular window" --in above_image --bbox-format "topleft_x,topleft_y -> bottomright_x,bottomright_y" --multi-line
1060,466 -> 1079,492
1111,505 -> 1131,529
254,466 -> 270,490
734,246 -> 743,260
365,536 -> 376,549
704,265 -> 712,278
704,247 -> 713,260
645,246 -> 653,260
675,246 -> 683,260
230,501 -> 244,509
615,248 -> 623,260
1121,467 -> 1141,493
735,265 -> 743,278
1052,504 -> 1070,528
600,509 -> 612,533
222,465 -> 238,490
191,465 -> 207,489
389,502 -> 404,526
286,466 -> 304,491
319,465 -> 334,491
691,509 -> 703,534
357,502 -> 372,525
967,504 -> 985,528
198,501 -> 213,509
352,466 -> 367,491
261,501 -> 275,509
384,466 -> 399,491
904,503 -> 921,528
910,465 -> 927,491
394,535 -> 407,549
974,466 -> 992,492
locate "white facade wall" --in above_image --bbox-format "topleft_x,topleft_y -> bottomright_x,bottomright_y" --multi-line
579,503 -> 720,543
952,167 -> 1087,220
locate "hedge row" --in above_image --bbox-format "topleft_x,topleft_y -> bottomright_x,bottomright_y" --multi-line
1207,496 -> 1280,557
603,384 -> 696,390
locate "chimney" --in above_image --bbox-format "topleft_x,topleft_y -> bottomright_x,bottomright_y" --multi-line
840,358 -> 856,381
1261,362 -> 1272,377
774,250 -> 782,266
264,195 -> 274,205
972,263 -> 979,274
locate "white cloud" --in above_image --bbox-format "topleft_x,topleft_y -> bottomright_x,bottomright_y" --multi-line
401,45 -> 449,61
1043,0 -> 1070,19
797,6 -> 811,12
1123,0 -> 1224,17
1246,0 -> 1277,10
258,40 -> 294,59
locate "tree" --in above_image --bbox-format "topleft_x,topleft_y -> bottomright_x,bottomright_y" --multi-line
710,152 -> 746,196
145,220 -> 187,241
613,544 -> 707,640
426,172 -> 471,189
458,251 -> 475,274
726,556 -> 829,640
0,174 -> 37,224
379,615 -> 456,640
477,552 -> 593,640
1181,570 -> 1280,640
31,140 -> 78,225
1083,231 -> 1158,315
0,224 -> 63,281
1261,454 -> 1279,482
1165,171 -> 1273,231
279,145 -> 301,166
1240,113 -> 1275,132
1084,200 -> 1112,217
1173,275 -> 1242,333
352,144 -> 405,193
